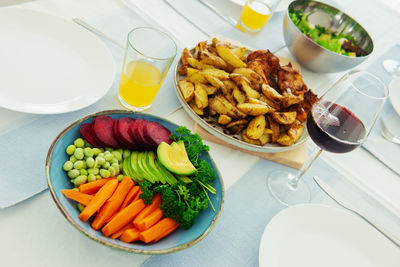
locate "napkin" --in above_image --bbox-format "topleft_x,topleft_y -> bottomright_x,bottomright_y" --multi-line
362,45 -> 400,176
142,156 -> 340,267
0,7 -> 181,208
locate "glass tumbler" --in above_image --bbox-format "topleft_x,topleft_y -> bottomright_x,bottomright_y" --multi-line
118,27 -> 177,111
238,0 -> 280,32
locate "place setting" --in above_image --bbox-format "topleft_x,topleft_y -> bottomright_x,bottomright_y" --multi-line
1,0 -> 400,266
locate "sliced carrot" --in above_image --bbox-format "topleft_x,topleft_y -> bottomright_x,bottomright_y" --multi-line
78,179 -> 118,222
133,194 -> 161,228
120,228 -> 140,243
61,189 -> 93,206
119,186 -> 140,211
133,189 -> 143,201
91,177 -> 134,230
136,208 -> 163,231
102,199 -> 146,237
110,222 -> 134,239
78,178 -> 113,194
139,217 -> 178,243
153,223 -> 179,243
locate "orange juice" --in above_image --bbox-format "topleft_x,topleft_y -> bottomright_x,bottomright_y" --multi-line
240,1 -> 272,31
118,60 -> 163,108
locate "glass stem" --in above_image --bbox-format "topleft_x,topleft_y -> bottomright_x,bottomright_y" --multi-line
288,147 -> 323,189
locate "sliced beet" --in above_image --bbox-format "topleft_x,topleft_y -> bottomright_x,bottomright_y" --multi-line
129,119 -> 152,150
144,121 -> 172,148
114,118 -> 138,150
79,123 -> 101,147
92,115 -> 119,148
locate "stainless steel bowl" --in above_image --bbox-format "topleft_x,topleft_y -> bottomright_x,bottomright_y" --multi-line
283,0 -> 374,73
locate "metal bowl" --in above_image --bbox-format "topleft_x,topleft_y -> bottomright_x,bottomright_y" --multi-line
283,0 -> 374,73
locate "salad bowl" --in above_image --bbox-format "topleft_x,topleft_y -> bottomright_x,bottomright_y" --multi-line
45,110 -> 224,254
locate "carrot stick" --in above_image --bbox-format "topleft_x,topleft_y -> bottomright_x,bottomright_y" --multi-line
91,177 -> 134,230
102,199 -> 146,237
136,208 -> 163,231
119,186 -> 140,211
120,228 -> 140,243
139,217 -> 178,243
133,189 -> 143,201
78,178 -> 113,194
133,194 -> 161,228
78,179 -> 118,222
110,222 -> 134,239
153,223 -> 179,243
61,189 -> 93,206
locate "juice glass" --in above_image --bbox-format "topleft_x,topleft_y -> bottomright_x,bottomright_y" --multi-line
118,27 -> 177,111
239,0 -> 280,32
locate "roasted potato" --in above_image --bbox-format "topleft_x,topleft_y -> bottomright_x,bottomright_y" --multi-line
178,80 -> 195,102
217,114 -> 232,125
209,95 -> 246,119
259,133 -> 272,145
237,103 -> 275,116
181,48 -> 193,65
231,47 -> 247,61
240,79 -> 261,99
246,115 -> 266,139
272,111 -> 297,125
261,83 -> 283,102
189,100 -> 204,115
276,133 -> 295,146
288,124 -> 304,143
201,68 -> 230,80
232,87 -> 246,104
242,129 -> 261,145
233,68 -> 262,87
201,83 -> 218,95
194,82 -> 208,109
216,45 -> 247,68
194,41 -> 207,59
200,51 -> 227,69
187,58 -> 214,70
205,74 -> 225,89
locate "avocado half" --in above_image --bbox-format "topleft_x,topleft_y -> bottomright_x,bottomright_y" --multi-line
157,141 -> 196,176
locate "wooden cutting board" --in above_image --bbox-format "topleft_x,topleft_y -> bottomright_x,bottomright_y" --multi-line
194,123 -> 308,169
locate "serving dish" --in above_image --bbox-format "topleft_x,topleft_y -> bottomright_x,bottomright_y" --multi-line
283,0 -> 374,73
174,44 -> 309,153
259,204 -> 400,267
46,110 -> 224,254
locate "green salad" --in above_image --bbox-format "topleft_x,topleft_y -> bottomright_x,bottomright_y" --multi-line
289,10 -> 365,57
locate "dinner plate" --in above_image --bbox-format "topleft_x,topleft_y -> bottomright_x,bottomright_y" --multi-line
0,8 -> 115,114
259,204 -> 400,267
389,77 -> 400,116
173,45 -> 308,153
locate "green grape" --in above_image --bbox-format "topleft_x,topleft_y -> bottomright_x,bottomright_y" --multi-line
87,174 -> 96,182
83,147 -> 94,158
88,168 -> 99,175
109,166 -> 116,177
100,169 -> 111,178
96,156 -> 105,166
111,151 -> 122,161
111,163 -> 120,173
67,169 -> 80,179
104,153 -> 114,162
98,152 -> 105,158
74,175 -> 87,186
74,147 -> 84,160
63,161 -> 73,171
69,155 -> 77,163
86,157 -> 95,168
73,160 -> 85,170
74,138 -> 85,148
116,148 -> 123,155
111,158 -> 119,165
66,145 -> 76,155
117,174 -> 124,181
102,162 -> 110,169
95,175 -> 102,180
92,148 -> 102,156
79,169 -> 88,176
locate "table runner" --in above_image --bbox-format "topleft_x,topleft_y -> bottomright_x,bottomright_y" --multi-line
0,7 -> 181,208
362,44 -> 400,176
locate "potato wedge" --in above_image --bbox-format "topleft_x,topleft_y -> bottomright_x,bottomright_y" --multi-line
246,115 -> 266,139
205,74 -> 225,89
200,51 -> 228,69
187,58 -> 214,70
259,133 -> 271,145
233,68 -> 262,87
194,82 -> 208,109
226,119 -> 248,129
261,83 -> 283,102
189,100 -> 204,115
272,111 -> 297,125
201,83 -> 218,95
217,114 -> 232,125
187,68 -> 208,84
233,87 -> 246,104
178,64 -> 188,75
180,48 -> 193,65
216,45 -> 247,68
237,103 -> 275,116
201,68 -> 230,80
242,129 -> 261,145
223,80 -> 236,92
240,80 -> 261,99
264,128 -> 273,134
288,124 -> 304,143
178,80 -> 195,102
276,133 -> 295,146
267,116 -> 280,142
194,41 -> 207,59
231,47 -> 247,61
209,95 -> 247,119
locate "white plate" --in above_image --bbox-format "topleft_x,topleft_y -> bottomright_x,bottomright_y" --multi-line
0,8 -> 116,114
389,77 -> 400,116
259,204 -> 400,267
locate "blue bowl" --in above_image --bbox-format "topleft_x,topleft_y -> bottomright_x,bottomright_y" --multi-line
45,110 -> 225,254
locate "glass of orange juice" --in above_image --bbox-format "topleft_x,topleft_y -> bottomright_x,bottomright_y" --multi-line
118,27 -> 177,111
239,0 -> 280,32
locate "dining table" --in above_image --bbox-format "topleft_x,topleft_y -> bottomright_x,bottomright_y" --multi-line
1,0 -> 400,266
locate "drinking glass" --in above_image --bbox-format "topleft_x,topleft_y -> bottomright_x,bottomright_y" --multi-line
118,27 -> 177,111
267,70 -> 388,206
238,0 -> 280,32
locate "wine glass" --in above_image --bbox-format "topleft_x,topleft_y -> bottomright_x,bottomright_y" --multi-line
267,70 -> 388,206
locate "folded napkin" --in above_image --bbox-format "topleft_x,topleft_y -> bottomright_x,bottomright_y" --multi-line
142,155 -> 340,267
362,45 -> 400,176
0,7 -> 181,208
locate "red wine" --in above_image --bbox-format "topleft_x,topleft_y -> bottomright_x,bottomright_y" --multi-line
307,102 -> 366,153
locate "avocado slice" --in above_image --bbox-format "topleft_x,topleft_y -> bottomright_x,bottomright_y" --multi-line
129,152 -> 143,181
141,151 -> 158,183
155,157 -> 178,185
137,152 -> 156,183
122,157 -> 133,178
157,141 -> 196,176
147,151 -> 166,184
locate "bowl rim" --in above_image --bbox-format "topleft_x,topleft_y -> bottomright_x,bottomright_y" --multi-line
286,0 -> 374,59
45,109 -> 225,254
173,46 -> 309,153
